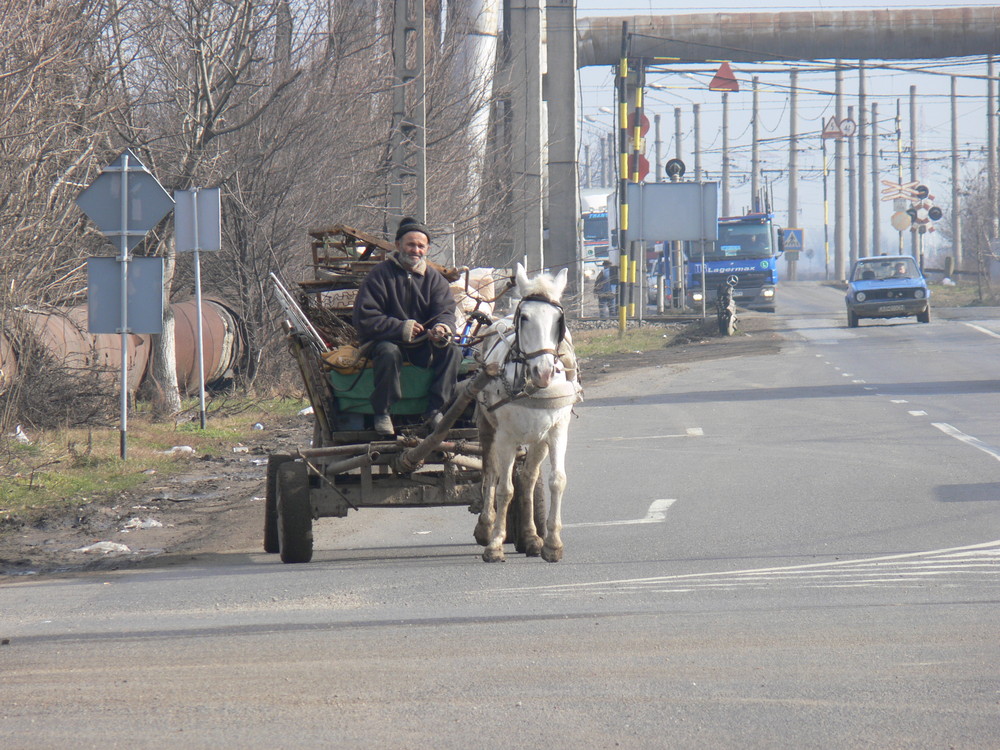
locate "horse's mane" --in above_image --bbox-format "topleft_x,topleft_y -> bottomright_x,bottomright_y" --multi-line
518,271 -> 564,304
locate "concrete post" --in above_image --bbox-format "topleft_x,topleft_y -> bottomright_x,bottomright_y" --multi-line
951,75 -> 963,266
871,102 -> 881,255
509,0 -> 544,272
858,61 -> 869,258
545,0 -> 578,303
788,69 -> 798,281
834,61 -> 846,280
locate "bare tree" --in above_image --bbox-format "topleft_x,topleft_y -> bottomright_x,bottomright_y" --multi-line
1,0 -> 513,428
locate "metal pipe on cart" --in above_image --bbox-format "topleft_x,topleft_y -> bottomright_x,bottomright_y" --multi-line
310,451 -> 380,475
297,441 -> 402,459
447,454 -> 483,471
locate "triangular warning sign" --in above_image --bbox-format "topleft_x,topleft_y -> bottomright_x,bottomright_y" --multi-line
822,115 -> 844,139
709,62 -> 739,92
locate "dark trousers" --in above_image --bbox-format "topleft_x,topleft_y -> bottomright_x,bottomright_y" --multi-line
369,340 -> 462,415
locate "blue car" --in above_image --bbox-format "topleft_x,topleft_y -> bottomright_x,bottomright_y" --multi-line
845,255 -> 930,328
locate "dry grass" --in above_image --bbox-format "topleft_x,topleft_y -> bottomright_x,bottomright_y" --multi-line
0,398 -> 308,518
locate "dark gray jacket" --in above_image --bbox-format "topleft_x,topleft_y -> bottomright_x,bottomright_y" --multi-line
353,255 -> 456,344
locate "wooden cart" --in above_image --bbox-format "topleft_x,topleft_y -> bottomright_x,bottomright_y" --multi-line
263,226 -> 496,563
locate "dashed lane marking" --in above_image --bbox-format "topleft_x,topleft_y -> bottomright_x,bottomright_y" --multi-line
963,322 -> 1000,340
595,428 -> 703,442
932,422 -> 1000,463
564,499 -> 676,529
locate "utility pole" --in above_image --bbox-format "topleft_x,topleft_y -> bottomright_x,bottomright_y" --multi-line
654,113 -> 662,182
871,102 -> 881,256
693,103 -> 702,181
834,61 -> 846,280
910,84 -> 919,261
722,92 -> 730,216
788,69 -> 798,281
858,61 -> 869,258
545,0 -> 578,302
895,98 -> 904,253
848,105 -> 857,268
389,0 -> 426,225
989,56 -> 998,239
674,106 -> 683,163
951,75 -> 963,266
508,0 -> 544,272
751,76 -> 760,208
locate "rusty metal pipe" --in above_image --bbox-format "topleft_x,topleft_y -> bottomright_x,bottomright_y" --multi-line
312,451 -> 379,475
297,440 -> 402,459
398,437 -> 483,456
447,454 -> 483,472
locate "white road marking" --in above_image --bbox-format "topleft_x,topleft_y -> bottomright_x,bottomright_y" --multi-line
891,399 -> 908,404
498,541 -> 1000,595
595,429 -> 702,442
908,410 -> 928,416
564,498 -> 676,528
963,322 -> 1000,340
932,422 -> 1000,462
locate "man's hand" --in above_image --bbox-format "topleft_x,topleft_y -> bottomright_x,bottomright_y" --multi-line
428,323 -> 450,344
411,321 -> 426,337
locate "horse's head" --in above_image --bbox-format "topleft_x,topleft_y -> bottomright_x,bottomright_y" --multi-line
513,263 -> 568,388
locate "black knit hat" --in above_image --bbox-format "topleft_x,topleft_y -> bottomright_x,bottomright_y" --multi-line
395,217 -> 431,242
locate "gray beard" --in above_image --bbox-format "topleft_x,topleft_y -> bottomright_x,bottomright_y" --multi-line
394,250 -> 426,274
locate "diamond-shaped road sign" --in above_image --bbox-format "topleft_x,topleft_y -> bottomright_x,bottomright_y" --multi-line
76,148 -> 174,252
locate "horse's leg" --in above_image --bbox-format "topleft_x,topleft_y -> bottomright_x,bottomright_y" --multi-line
517,442 -> 547,557
483,438 -> 517,563
541,417 -> 570,563
531,447 -> 548,542
474,414 -> 496,547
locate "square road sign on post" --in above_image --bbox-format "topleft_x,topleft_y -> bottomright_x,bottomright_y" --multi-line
175,188 -> 221,252
87,256 -> 165,334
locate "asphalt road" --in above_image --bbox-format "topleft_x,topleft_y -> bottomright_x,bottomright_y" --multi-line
2,282 -> 998,749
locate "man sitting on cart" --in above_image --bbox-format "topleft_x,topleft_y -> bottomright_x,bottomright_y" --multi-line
353,217 -> 461,437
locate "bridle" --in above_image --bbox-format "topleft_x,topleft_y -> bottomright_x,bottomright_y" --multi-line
510,294 -> 565,362
480,294 -> 564,410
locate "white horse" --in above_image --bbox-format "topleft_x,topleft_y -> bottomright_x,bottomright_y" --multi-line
474,264 -> 581,563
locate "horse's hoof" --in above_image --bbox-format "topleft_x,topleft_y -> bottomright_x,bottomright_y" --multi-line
525,535 -> 544,557
483,547 -> 506,563
541,545 -> 563,563
473,522 -> 491,547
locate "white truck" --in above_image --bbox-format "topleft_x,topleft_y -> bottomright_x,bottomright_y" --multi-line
580,187 -> 617,279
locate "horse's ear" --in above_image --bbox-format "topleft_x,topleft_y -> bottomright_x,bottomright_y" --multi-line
515,263 -> 529,291
552,267 -> 569,298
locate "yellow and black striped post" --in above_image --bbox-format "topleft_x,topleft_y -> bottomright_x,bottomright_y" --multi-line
616,23 -> 630,333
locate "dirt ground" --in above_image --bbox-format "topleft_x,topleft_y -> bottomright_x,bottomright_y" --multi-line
0,315 -> 782,579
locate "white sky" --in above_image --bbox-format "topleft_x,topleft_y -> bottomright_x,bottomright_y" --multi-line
573,1 -> 999,269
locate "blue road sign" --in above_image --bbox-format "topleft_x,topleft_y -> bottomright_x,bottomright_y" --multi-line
783,228 -> 804,251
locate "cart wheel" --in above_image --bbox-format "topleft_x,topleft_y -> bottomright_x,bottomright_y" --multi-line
264,454 -> 293,553
277,461 -> 313,563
